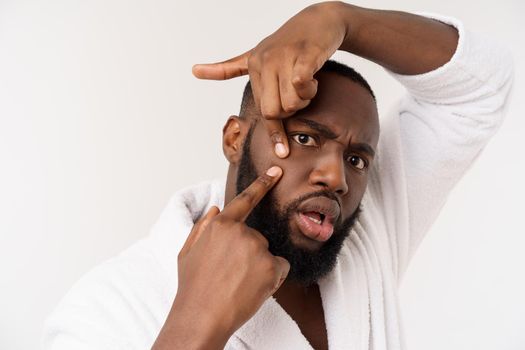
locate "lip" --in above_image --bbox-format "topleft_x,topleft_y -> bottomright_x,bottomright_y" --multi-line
293,196 -> 341,242
297,196 -> 341,223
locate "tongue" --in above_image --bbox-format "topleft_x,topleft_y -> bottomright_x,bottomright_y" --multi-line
304,211 -> 322,222
298,212 -> 334,242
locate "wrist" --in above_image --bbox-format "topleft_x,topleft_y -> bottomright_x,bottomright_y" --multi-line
304,1 -> 352,50
152,296 -> 232,350
336,2 -> 369,53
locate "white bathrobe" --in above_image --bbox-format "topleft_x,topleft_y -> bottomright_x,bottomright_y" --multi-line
42,14 -> 514,350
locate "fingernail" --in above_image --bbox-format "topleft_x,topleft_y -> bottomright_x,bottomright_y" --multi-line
266,166 -> 282,177
275,143 -> 287,158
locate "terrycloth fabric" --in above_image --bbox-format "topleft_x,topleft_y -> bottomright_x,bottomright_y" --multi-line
42,14 -> 513,350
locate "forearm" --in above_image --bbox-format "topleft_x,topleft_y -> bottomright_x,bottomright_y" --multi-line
335,2 -> 459,75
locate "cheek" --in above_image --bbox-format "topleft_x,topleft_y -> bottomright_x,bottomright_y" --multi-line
249,128 -> 369,215
249,127 -> 277,173
250,126 -> 311,181
272,157 -> 312,204
271,158 -> 312,210
341,173 -> 368,216
249,139 -> 312,207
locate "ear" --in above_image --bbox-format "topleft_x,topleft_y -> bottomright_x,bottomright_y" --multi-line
222,116 -> 249,164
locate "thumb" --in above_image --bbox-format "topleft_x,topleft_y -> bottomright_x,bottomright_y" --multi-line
179,206 -> 220,258
192,50 -> 251,80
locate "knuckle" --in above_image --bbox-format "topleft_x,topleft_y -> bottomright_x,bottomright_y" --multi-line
260,49 -> 275,63
257,231 -> 269,248
282,104 -> 295,114
243,228 -> 267,249
253,231 -> 269,249
269,129 -> 283,143
252,235 -> 265,251
242,231 -> 261,251
211,215 -> 227,226
261,105 -> 280,119
256,173 -> 274,188
210,215 -> 232,233
236,220 -> 248,231
283,99 -> 302,113
258,233 -> 270,248
247,54 -> 260,70
292,71 -> 310,86
237,189 -> 255,206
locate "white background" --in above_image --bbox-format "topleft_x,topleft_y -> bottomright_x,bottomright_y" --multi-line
0,0 -> 523,349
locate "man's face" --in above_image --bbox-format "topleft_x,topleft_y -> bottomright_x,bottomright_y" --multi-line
235,72 -> 379,286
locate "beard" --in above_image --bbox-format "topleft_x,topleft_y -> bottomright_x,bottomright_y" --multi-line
236,126 -> 360,287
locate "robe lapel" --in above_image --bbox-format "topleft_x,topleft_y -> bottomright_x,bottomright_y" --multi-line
233,296 -> 313,349
233,239 -> 371,350
318,240 -> 371,350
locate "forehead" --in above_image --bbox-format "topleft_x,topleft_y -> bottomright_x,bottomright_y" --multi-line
287,71 -> 379,146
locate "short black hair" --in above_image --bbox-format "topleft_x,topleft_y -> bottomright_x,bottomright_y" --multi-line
239,59 -> 375,117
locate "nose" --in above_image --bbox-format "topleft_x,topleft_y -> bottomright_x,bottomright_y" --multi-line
308,151 -> 349,195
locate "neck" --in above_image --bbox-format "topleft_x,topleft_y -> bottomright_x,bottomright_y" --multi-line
273,279 -> 319,303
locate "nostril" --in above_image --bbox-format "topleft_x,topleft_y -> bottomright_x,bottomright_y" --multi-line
310,168 -> 348,195
316,181 -> 329,188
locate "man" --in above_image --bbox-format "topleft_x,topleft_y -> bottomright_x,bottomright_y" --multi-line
43,2 -> 513,349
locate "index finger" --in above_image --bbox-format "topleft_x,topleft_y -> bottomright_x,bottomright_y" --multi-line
192,50 -> 251,80
264,118 -> 290,159
221,166 -> 283,222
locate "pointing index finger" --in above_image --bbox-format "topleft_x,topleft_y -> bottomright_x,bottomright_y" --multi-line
192,50 -> 251,80
222,166 -> 283,222
264,119 -> 290,159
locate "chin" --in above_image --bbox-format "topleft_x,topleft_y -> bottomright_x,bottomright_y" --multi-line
288,227 -> 325,252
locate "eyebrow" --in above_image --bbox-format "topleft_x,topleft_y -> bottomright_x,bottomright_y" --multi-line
351,142 -> 376,158
295,117 -> 337,139
294,117 -> 376,158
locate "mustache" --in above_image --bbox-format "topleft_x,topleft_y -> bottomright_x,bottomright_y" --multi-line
285,190 -> 342,214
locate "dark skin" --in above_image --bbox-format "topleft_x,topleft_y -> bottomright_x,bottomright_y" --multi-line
193,2 -> 458,160
224,72 -> 379,349
153,2 -> 457,349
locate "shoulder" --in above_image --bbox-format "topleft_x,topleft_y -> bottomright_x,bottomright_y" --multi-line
42,179 -> 226,349
42,240 -> 173,349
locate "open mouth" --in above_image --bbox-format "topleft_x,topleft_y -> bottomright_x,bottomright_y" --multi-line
294,197 -> 341,242
303,211 -> 326,225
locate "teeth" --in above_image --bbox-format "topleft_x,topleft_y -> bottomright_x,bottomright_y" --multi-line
306,216 -> 322,225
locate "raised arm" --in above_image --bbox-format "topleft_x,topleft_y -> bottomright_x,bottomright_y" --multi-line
338,4 -> 458,74
193,1 -> 459,157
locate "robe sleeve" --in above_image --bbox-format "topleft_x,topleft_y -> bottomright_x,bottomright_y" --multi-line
370,14 -> 514,278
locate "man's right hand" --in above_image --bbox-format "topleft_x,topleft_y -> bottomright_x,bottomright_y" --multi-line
152,166 -> 290,350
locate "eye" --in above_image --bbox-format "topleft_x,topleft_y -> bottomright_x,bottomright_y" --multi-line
347,155 -> 367,170
291,134 -> 318,147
